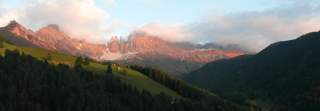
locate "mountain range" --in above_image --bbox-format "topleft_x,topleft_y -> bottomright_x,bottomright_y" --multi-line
0,20 -> 244,75
1,20 -> 319,111
0,21 -> 250,111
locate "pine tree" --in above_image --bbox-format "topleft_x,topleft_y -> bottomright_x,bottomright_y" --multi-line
83,57 -> 90,65
107,64 -> 113,74
74,57 -> 83,69
45,53 -> 52,61
0,42 -> 3,48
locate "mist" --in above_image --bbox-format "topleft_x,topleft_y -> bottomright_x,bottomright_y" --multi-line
0,0 -> 109,43
1,0 -> 320,52
133,1 -> 320,52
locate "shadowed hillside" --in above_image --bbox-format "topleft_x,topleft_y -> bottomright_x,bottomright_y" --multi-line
185,31 -> 320,111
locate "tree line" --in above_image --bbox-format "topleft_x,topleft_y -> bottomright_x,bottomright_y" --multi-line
0,49 -> 248,111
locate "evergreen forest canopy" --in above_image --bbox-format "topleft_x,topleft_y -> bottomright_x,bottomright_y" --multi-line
0,49 -> 249,111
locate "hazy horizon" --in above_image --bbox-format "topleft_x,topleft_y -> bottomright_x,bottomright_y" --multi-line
1,0 -> 320,51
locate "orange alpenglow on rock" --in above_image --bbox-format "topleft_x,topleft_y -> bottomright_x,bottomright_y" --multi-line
1,21 -> 244,62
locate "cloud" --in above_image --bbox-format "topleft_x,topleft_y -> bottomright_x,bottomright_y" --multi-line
186,2 -> 320,52
104,0 -> 116,5
105,20 -> 133,36
131,1 -> 320,52
0,0 -> 23,27
23,0 -> 109,42
134,22 -> 189,42
0,0 -> 110,43
2,0 -> 320,51
0,8 -> 20,26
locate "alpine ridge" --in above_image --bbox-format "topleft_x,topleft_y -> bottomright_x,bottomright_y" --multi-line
184,31 -> 320,111
0,21 -> 244,74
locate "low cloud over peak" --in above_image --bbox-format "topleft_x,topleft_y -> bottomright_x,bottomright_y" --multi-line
1,0 -> 320,52
0,0 -> 109,43
187,2 -> 320,52
133,22 -> 189,42
134,1 -> 320,52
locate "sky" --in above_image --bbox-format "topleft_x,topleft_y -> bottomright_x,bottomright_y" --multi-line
0,0 -> 320,51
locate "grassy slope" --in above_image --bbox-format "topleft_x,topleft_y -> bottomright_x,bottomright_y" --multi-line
0,41 -> 180,98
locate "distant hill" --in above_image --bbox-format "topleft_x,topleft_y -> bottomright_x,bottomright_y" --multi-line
116,54 -> 205,75
184,31 -> 320,111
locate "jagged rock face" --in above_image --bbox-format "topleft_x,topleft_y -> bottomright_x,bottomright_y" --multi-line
35,24 -> 107,59
1,21 -> 244,63
5,21 -> 31,38
104,34 -> 244,62
108,36 -> 121,53
0,21 -> 44,47
36,24 -> 77,52
1,21 -> 107,59
127,34 -> 243,62
128,36 -> 170,52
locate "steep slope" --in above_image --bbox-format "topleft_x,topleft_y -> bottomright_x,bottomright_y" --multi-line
115,33 -> 244,75
0,21 -> 108,60
36,24 -> 107,59
0,34 -> 180,98
185,31 -> 320,111
124,32 -> 243,63
0,21 -> 39,47
116,55 -> 205,75
0,34 -> 252,111
0,50 -> 249,111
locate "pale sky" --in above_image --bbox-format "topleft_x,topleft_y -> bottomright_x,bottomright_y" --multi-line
0,0 -> 320,51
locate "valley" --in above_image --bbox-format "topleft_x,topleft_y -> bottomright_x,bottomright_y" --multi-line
0,0 -> 319,111
0,21 -> 249,111
184,31 -> 320,111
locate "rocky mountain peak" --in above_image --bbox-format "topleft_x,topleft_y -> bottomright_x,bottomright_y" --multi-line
4,20 -> 35,39
128,35 -> 169,50
5,20 -> 21,29
36,24 -> 70,41
108,36 -> 121,53
37,24 -> 63,34
110,36 -> 120,42
1,20 -> 244,63
45,24 -> 60,31
5,20 -> 28,32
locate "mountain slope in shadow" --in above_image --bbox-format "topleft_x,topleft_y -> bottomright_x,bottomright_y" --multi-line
185,31 -> 320,111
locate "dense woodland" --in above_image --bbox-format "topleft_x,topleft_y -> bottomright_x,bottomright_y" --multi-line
0,49 -> 249,111
117,56 -> 204,76
130,66 -> 222,101
130,65 -> 249,110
